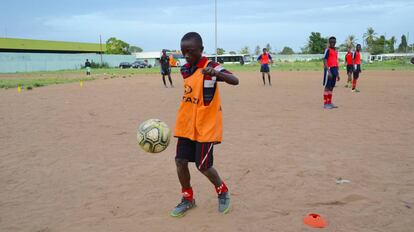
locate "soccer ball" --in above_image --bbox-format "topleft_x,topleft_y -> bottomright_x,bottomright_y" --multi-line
137,119 -> 171,153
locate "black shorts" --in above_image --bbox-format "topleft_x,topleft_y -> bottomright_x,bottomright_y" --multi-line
353,65 -> 361,79
323,67 -> 338,89
176,138 -> 214,170
161,67 -> 171,75
346,65 -> 354,74
260,64 -> 270,73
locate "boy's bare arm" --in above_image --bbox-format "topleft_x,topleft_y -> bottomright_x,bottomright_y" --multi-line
202,67 -> 239,85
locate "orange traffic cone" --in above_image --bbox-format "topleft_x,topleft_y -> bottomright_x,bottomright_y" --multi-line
304,213 -> 327,228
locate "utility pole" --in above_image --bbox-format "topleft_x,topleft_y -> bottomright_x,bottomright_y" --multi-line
214,0 -> 217,62
99,34 -> 103,65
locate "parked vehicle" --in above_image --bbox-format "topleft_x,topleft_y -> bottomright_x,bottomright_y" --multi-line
131,60 -> 152,68
119,62 -> 132,69
206,54 -> 251,65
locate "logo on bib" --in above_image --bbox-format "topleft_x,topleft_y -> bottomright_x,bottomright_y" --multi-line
184,84 -> 192,94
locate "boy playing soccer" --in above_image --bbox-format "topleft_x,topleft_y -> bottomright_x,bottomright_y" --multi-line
257,48 -> 273,86
344,47 -> 353,88
323,37 -> 340,109
171,32 -> 239,217
352,44 -> 362,92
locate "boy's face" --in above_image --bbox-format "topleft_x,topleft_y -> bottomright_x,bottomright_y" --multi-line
356,45 -> 361,51
263,49 -> 267,54
329,39 -> 336,48
181,39 -> 203,65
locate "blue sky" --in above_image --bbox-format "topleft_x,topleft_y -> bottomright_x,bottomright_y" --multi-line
1,0 -> 413,53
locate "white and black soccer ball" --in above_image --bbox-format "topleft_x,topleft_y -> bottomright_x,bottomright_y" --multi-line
137,119 -> 171,153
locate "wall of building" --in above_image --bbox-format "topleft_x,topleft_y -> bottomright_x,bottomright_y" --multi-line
0,52 -> 136,73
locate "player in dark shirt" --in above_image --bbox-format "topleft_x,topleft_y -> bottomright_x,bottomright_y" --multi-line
85,59 -> 91,76
160,49 -> 173,87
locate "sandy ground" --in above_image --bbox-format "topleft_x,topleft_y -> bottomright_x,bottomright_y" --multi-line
1,70 -> 414,232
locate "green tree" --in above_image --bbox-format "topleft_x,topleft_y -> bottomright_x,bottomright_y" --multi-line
304,32 -> 327,54
106,37 -> 130,54
371,35 -> 386,55
254,45 -> 261,55
279,46 -> 295,55
240,46 -> 250,54
229,51 -> 236,55
128,46 -> 143,53
386,36 -> 396,53
216,48 -> 225,55
398,35 -> 408,53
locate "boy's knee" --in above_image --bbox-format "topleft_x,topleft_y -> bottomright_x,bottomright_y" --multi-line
197,165 -> 211,174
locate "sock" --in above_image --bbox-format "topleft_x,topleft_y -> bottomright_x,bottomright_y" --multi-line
327,91 -> 332,104
323,91 -> 329,105
182,187 -> 193,201
215,182 -> 228,195
352,79 -> 357,89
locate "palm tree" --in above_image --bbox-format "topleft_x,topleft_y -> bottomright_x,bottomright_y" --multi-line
345,35 -> 356,48
363,27 -> 376,49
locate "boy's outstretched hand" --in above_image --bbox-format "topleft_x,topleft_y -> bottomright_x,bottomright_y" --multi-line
202,67 -> 218,76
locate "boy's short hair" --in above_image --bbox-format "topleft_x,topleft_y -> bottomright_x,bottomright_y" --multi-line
329,36 -> 336,41
181,32 -> 203,47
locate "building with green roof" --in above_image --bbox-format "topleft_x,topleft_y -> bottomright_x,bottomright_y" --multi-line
0,38 -> 106,53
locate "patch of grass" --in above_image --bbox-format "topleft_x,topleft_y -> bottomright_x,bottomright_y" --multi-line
0,77 -> 94,89
1,60 -> 412,90
362,59 -> 414,71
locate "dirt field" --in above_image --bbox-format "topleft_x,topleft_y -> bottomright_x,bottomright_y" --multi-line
1,71 -> 413,232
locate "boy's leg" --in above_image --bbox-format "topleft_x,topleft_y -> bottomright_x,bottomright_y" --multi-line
262,72 -> 266,85
267,73 -> 272,86
162,75 -> 167,87
195,142 -> 230,214
352,66 -> 360,92
328,87 -> 336,107
176,158 -> 191,189
323,68 -> 338,109
323,68 -> 331,108
200,166 -> 222,187
171,139 -> 196,217
168,73 -> 174,87
328,68 -> 338,108
346,72 -> 352,87
323,87 -> 330,107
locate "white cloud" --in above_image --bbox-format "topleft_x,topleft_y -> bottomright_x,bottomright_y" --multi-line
7,0 -> 414,52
